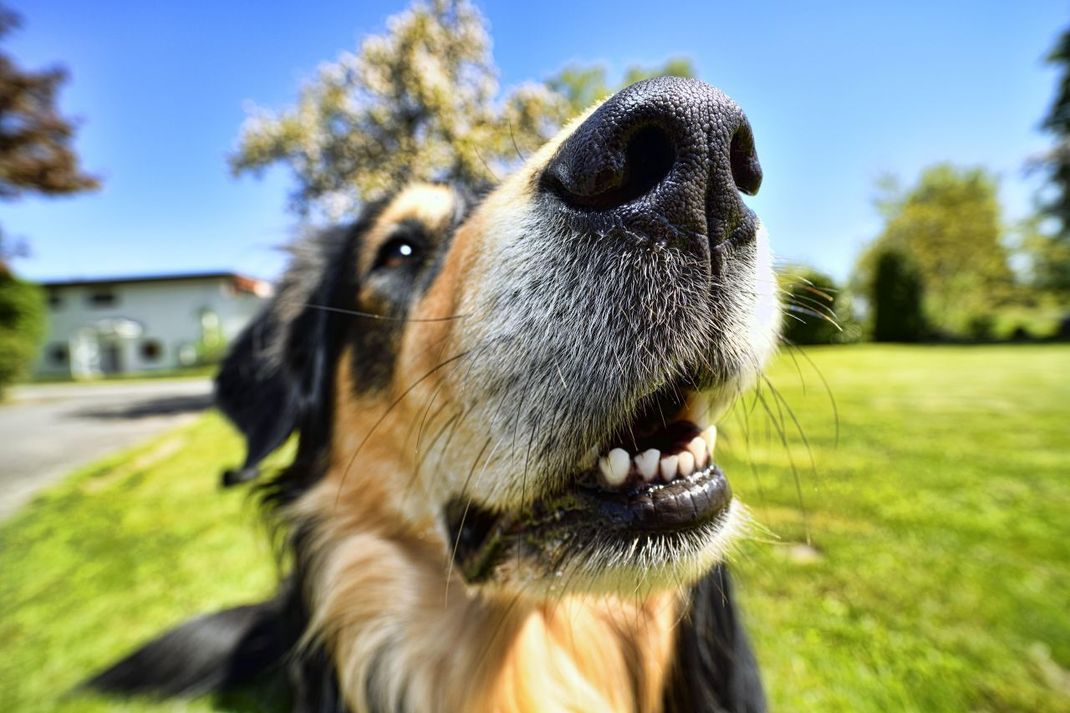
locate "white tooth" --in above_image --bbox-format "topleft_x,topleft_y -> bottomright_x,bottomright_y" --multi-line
678,450 -> 695,477
659,454 -> 679,481
703,425 -> 718,455
598,456 -> 614,485
607,448 -> 631,486
688,437 -> 708,469
635,449 -> 660,481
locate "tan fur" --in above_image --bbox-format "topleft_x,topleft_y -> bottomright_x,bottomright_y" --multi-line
356,183 -> 459,274
295,329 -> 684,713
293,478 -> 681,713
413,101 -> 602,341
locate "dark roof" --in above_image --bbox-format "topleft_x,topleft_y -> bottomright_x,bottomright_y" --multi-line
41,272 -> 265,290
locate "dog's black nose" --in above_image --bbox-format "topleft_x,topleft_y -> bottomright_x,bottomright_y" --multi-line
541,76 -> 762,247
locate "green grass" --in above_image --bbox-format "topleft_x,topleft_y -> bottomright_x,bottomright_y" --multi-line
728,345 -> 1070,712
0,415 -> 284,712
1,345 -> 1068,712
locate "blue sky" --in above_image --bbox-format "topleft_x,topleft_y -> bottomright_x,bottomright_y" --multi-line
4,0 -> 1065,283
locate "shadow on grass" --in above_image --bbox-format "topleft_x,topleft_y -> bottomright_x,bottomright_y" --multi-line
69,394 -> 213,419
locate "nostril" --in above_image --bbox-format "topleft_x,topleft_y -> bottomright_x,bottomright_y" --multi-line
729,124 -> 762,196
620,125 -> 676,206
545,124 -> 676,212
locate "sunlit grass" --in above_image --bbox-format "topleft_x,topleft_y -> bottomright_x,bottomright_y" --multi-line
1,345 -> 1067,712
0,414 -> 284,712
726,344 -> 1070,712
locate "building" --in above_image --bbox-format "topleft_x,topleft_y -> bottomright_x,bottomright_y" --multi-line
35,272 -> 272,378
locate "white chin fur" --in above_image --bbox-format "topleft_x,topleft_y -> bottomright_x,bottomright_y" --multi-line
484,499 -> 749,599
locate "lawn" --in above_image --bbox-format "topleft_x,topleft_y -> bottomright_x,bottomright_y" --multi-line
1,344 -> 1067,712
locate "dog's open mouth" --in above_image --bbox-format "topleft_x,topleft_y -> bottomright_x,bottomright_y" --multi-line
445,383 -> 733,584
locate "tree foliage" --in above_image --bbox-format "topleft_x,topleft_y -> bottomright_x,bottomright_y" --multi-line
1,5 -> 98,262
857,164 -> 1013,337
0,5 -> 94,386
547,57 -> 696,115
1038,27 -> 1070,236
0,7 -> 98,205
0,271 -> 44,393
1031,26 -> 1070,295
230,0 -> 569,218
230,0 -> 698,219
1014,214 -> 1070,299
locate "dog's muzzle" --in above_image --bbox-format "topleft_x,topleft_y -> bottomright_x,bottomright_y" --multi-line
446,78 -> 769,589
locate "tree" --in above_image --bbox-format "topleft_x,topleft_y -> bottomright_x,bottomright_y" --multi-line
0,5 -> 97,390
0,271 -> 44,394
230,0 -> 569,219
870,246 -> 926,342
1014,214 -> 1070,299
1038,27 -> 1070,237
231,0 -> 700,219
0,6 -> 98,223
548,57 -> 696,115
857,164 -> 1014,337
1029,26 -> 1070,296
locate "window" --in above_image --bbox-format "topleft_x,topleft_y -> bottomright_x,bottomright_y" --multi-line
140,339 -> 163,362
87,289 -> 118,307
48,344 -> 69,366
47,291 -> 63,309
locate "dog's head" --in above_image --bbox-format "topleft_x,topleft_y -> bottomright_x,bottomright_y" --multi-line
218,77 -> 779,597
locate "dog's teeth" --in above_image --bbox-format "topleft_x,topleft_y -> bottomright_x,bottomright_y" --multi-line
703,425 -> 718,456
659,454 -> 679,481
607,448 -> 631,485
688,436 -> 708,469
678,450 -> 695,477
635,449 -> 660,481
598,456 -> 615,486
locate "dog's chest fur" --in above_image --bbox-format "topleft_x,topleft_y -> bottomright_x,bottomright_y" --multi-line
296,483 -> 679,713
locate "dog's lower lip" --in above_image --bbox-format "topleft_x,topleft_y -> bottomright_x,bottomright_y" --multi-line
572,464 -> 731,532
445,461 -> 733,584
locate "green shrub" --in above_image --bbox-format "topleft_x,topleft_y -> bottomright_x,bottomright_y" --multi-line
966,313 -> 996,342
0,272 -> 46,395
778,266 -> 859,344
870,247 -> 927,342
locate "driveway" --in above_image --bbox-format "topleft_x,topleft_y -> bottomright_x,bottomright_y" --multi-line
0,378 -> 213,520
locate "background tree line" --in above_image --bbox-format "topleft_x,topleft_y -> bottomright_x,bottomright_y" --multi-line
2,0 -> 1069,393
782,26 -> 1070,346
782,155 -> 1067,346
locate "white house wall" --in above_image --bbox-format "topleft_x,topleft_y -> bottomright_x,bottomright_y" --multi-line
35,278 -> 268,376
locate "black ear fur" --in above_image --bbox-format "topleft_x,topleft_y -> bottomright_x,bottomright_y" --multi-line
216,309 -> 304,486
215,225 -> 359,487
85,583 -> 303,697
662,564 -> 767,713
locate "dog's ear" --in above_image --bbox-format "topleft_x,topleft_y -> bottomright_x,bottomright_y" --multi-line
662,564 -> 767,713
215,227 -> 356,486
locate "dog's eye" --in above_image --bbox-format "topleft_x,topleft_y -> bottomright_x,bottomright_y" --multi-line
373,237 -> 423,271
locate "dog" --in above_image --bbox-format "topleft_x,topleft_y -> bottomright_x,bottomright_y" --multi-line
89,76 -> 780,713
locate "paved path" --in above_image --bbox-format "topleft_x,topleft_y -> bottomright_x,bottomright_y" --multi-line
0,378 -> 213,520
